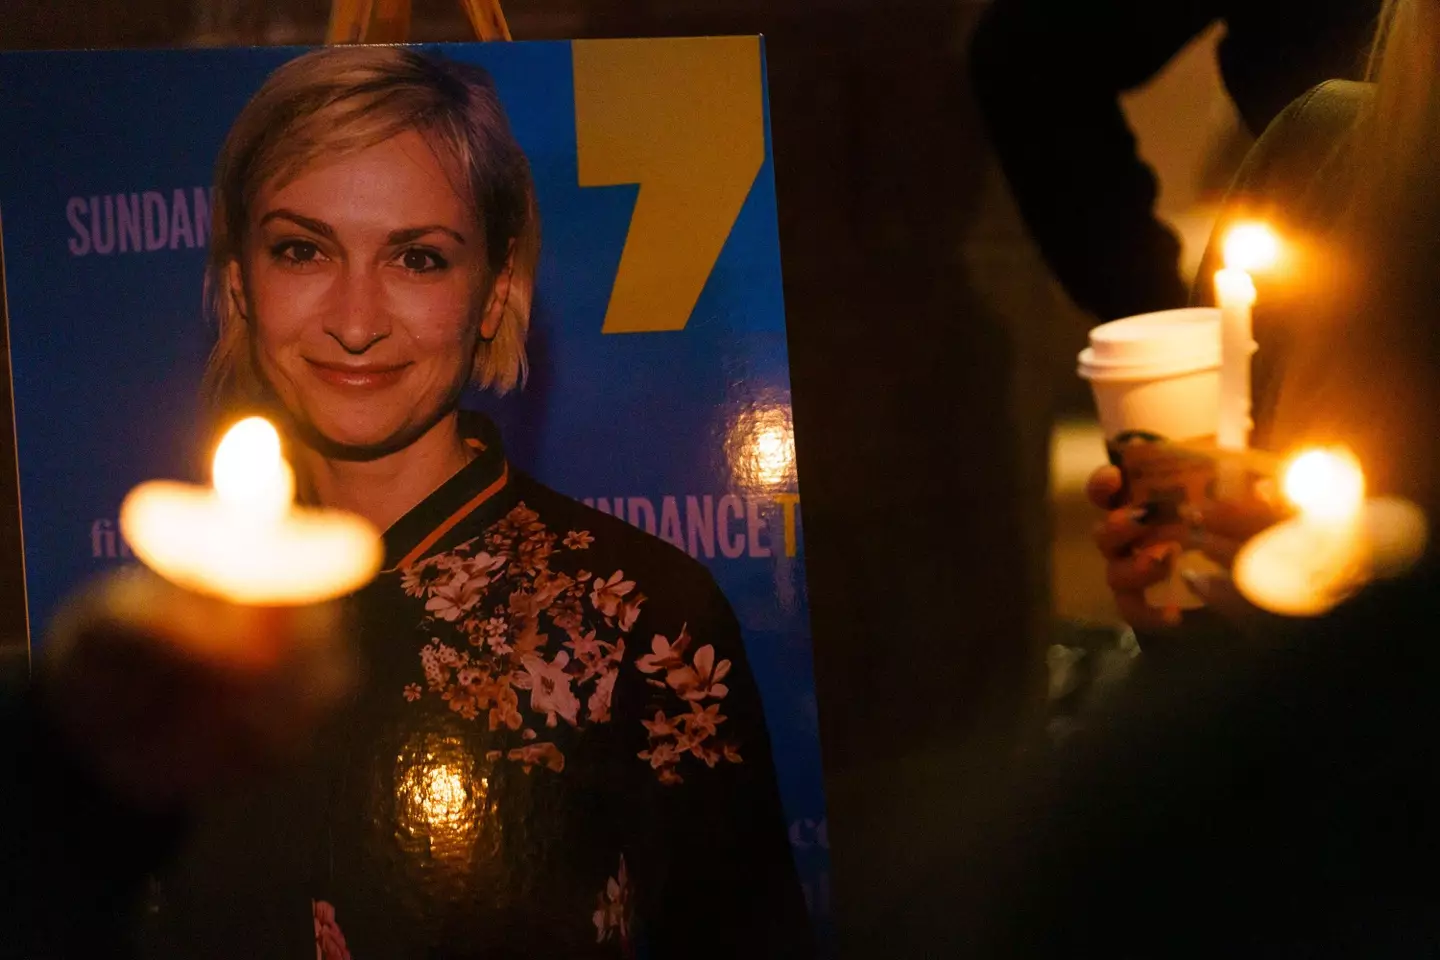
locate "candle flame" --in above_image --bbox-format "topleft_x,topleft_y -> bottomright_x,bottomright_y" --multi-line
1283,447 -> 1365,523
212,416 -> 295,520
1223,222 -> 1279,273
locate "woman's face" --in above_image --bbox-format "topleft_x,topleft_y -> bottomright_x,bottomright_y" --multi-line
232,129 -> 508,456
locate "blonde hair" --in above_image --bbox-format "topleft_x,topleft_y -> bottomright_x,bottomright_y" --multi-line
202,47 -> 540,411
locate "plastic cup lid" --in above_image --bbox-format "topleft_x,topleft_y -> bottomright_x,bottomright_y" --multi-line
1078,307 -> 1222,382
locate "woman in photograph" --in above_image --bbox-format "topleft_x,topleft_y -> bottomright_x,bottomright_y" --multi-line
135,45 -> 811,959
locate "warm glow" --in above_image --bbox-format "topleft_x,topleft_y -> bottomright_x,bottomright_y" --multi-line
418,764 -> 469,826
212,417 -> 295,521
1222,222 -> 1279,273
119,416 -> 382,606
393,736 -> 489,866
752,424 -> 792,482
1283,447 -> 1366,524
728,404 -> 796,489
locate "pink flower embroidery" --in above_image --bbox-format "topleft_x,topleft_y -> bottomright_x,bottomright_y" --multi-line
486,678 -> 524,732
642,710 -> 679,739
669,644 -> 732,702
683,701 -> 726,740
532,570 -> 575,610
457,550 -> 507,584
507,741 -> 565,773
312,900 -> 352,960
635,629 -> 691,676
638,739 -> 684,783
514,653 -> 581,728
590,570 -> 636,619
636,633 -> 744,785
425,575 -> 490,622
617,594 -> 646,633
399,561 -> 444,599
567,629 -> 602,664
588,668 -> 618,723
405,501 -> 746,788
593,855 -> 633,951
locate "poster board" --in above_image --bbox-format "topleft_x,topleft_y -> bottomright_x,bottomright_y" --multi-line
0,37 -> 830,949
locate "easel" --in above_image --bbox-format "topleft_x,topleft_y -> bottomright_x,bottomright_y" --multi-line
326,0 -> 512,44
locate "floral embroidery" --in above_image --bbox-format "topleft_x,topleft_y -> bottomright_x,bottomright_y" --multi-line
636,627 -> 742,784
400,563 -> 445,599
593,855 -> 633,954
508,742 -> 565,773
313,900 -> 352,960
402,501 -> 742,784
400,504 -> 633,775
514,652 -> 581,727
590,570 -> 637,620
424,552 -> 506,621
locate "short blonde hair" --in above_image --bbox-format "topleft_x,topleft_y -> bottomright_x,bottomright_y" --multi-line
202,47 -> 540,409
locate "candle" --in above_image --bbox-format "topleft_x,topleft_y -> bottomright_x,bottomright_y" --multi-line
119,417 -> 383,607
1233,446 -> 1427,617
1214,222 -> 1278,453
1282,447 -> 1366,531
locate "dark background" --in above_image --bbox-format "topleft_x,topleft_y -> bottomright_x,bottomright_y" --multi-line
0,0 -> 1099,950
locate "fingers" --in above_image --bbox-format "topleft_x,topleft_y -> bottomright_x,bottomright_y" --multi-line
1110,543 -> 1182,631
1114,589 -> 1182,632
1106,541 -> 1178,592
1085,465 -> 1124,511
1092,508 -> 1149,559
1197,496 -> 1284,544
1183,529 -> 1245,567
1093,506 -> 1187,562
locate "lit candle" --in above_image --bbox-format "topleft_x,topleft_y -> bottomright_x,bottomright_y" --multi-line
1282,447 -> 1366,533
119,417 -> 382,607
1233,446 -> 1427,617
1214,222 -> 1279,454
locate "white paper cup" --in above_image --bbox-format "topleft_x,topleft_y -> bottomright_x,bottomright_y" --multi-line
1079,308 -> 1224,612
1078,307 -> 1221,443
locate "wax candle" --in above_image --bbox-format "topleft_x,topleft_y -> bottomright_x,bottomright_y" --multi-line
120,417 -> 382,607
1233,446 -> 1427,617
1214,222 -> 1279,453
1282,447 -> 1366,531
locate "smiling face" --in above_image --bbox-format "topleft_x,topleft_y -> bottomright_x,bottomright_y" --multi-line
230,129 -> 511,457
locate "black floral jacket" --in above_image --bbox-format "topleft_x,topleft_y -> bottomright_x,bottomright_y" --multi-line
141,413 -> 812,959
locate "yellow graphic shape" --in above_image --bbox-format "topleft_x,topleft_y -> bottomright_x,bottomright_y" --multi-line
573,37 -> 765,334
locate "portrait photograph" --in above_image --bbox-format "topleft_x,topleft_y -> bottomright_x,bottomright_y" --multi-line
0,38 -> 828,957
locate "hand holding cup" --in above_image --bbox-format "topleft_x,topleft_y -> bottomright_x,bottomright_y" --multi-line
1088,463 -> 1288,632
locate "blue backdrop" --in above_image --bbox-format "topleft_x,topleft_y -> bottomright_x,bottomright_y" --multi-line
0,40 -> 830,932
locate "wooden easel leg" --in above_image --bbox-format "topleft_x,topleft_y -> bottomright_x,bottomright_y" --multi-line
328,0 -> 510,43
325,0 -> 376,43
368,0 -> 413,43
457,0 -> 513,41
